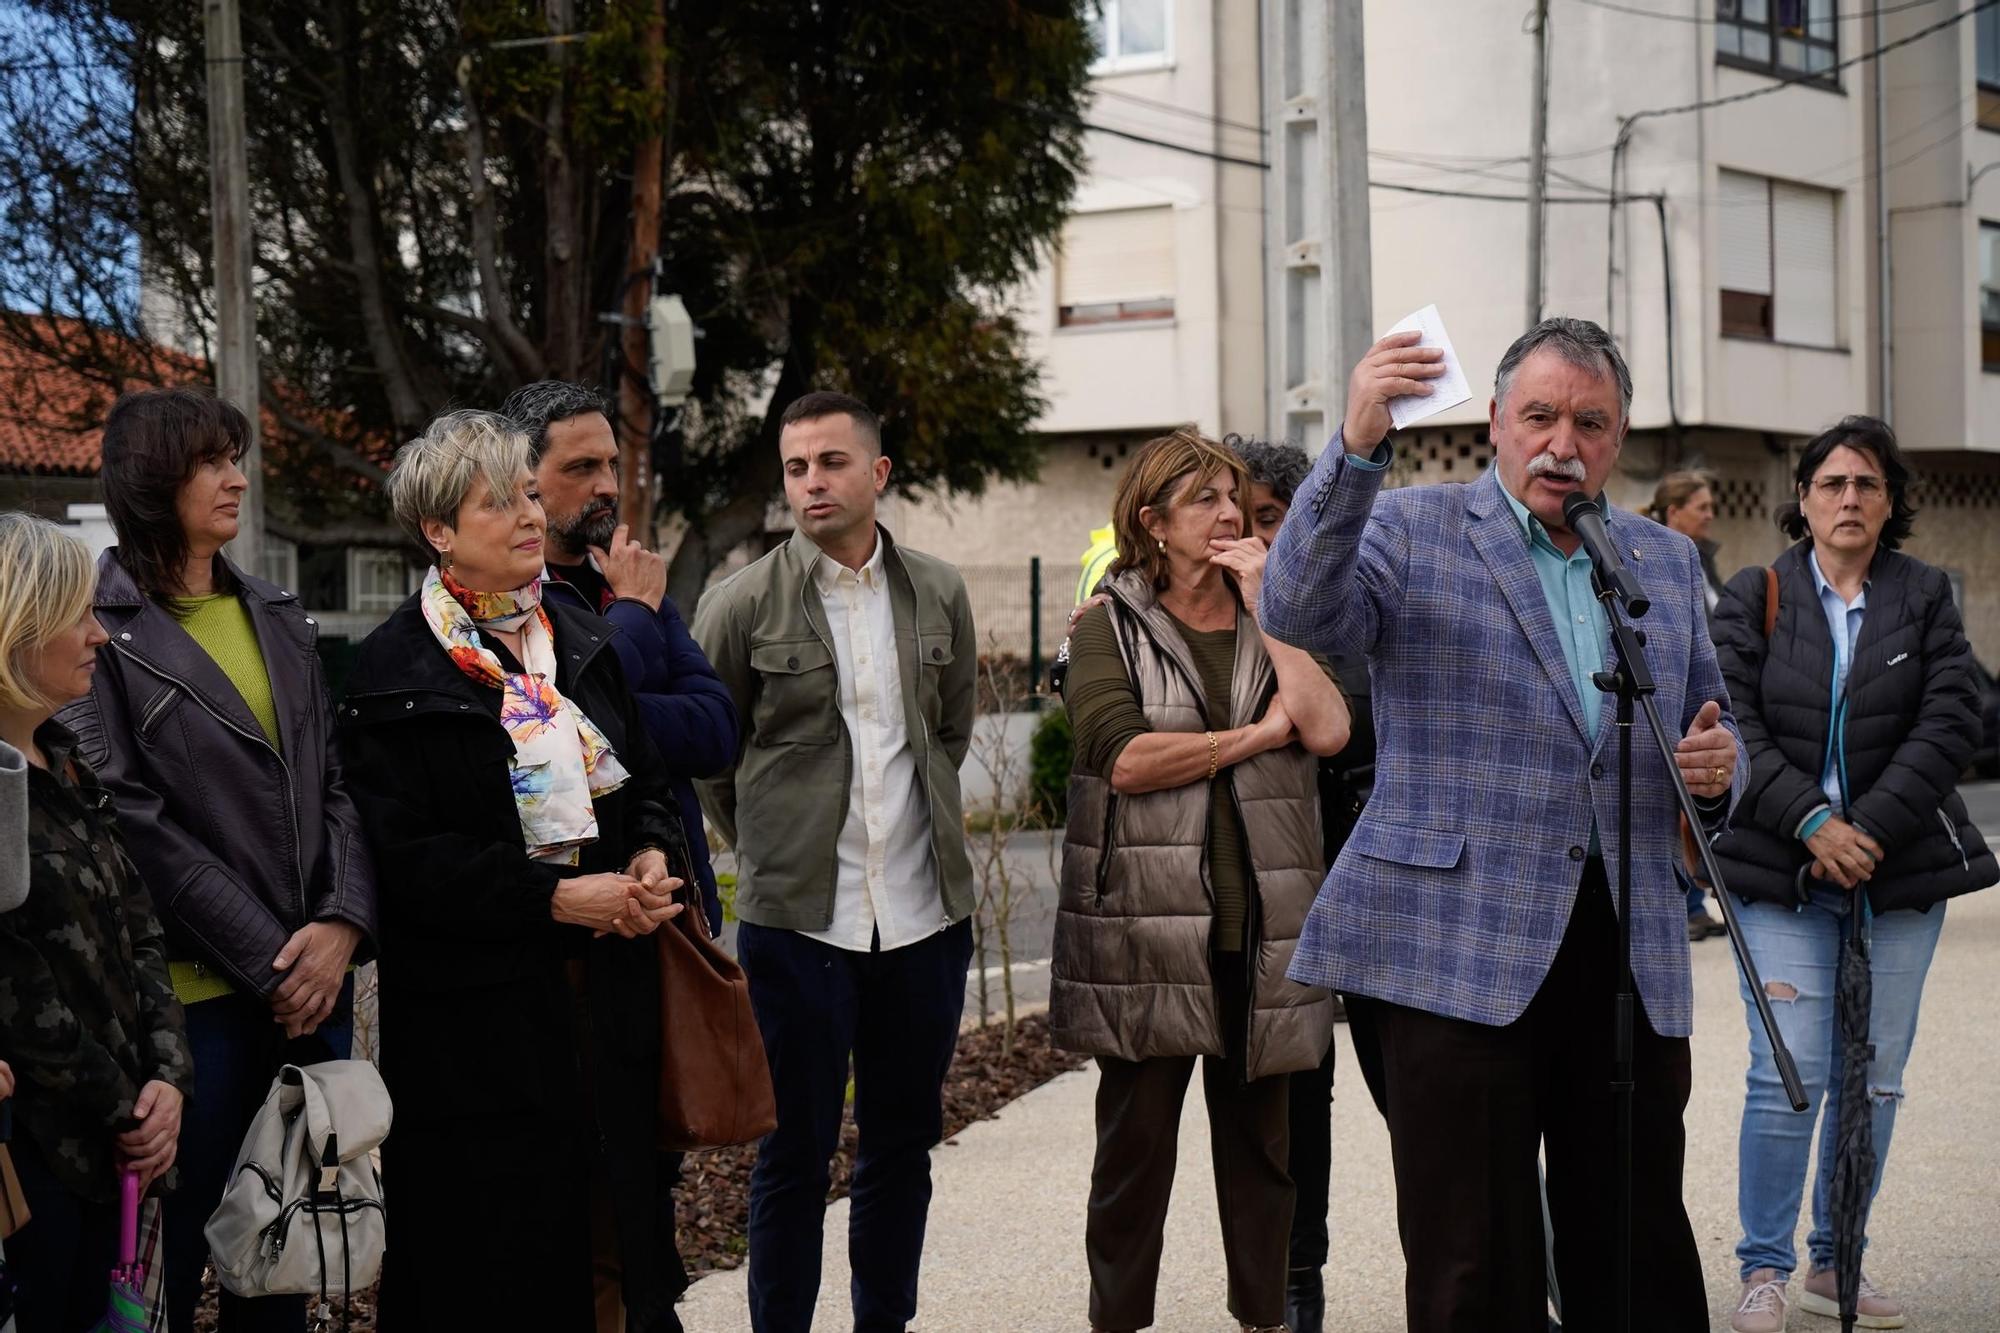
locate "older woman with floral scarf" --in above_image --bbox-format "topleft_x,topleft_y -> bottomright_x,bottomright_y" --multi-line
339,410 -> 692,1333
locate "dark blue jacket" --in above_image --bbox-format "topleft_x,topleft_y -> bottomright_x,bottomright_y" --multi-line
542,573 -> 736,932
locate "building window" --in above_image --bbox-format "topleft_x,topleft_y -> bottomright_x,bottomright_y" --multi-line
256,537 -> 297,594
1057,207 -> 1175,328
1717,0 -> 1837,82
1089,0 -> 1170,74
1981,223 -> 2000,370
1980,4 -> 2000,132
348,548 -> 414,614
1718,169 -> 1839,348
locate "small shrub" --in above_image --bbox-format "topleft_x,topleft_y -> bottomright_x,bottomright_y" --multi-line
1028,706 -> 1073,827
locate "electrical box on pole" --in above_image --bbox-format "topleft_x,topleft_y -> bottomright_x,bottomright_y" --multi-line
647,293 -> 696,407
1262,0 -> 1373,453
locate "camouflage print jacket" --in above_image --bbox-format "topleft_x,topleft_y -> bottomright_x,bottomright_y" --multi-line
0,720 -> 192,1204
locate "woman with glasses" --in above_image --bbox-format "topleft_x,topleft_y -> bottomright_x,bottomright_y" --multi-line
1711,416 -> 1994,1333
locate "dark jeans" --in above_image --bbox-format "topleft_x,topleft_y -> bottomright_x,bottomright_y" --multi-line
166,980 -> 353,1333
737,918 -> 973,1333
1286,990 -> 1394,1276
1364,862 -> 1705,1333
5,1135 -> 123,1333
1285,1038 -> 1336,1273
1085,950 -> 1293,1331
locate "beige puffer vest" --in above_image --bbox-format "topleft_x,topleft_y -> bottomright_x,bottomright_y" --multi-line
1051,570 -> 1334,1080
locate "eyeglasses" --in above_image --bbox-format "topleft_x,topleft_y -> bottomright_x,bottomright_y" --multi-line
1809,474 -> 1885,500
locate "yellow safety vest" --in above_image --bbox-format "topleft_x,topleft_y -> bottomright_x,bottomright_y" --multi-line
1077,524 -> 1117,604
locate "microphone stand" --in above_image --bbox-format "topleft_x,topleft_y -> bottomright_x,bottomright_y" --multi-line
1591,577 -> 1808,1333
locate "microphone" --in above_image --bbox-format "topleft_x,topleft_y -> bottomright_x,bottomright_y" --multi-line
1560,491 -> 1650,618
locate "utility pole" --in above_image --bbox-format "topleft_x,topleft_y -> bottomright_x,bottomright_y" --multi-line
1264,0 -> 1373,450
618,0 -> 667,548
205,0 -> 261,575
1526,0 -> 1550,327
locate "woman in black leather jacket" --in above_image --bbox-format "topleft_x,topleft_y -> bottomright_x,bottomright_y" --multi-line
56,388 -> 378,1333
1711,416 -> 1994,1331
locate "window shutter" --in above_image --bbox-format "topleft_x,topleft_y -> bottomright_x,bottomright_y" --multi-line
1058,208 -> 1175,308
1772,181 -> 1837,347
1717,170 -> 1772,296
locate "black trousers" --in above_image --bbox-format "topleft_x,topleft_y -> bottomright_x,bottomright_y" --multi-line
1360,862 -> 1706,1333
5,1135 -> 123,1333
737,918 -> 973,1333
1286,993 -> 1390,1274
1085,951 -> 1293,1331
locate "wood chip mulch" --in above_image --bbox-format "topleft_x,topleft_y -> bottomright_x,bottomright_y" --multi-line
195,1010 -> 1084,1325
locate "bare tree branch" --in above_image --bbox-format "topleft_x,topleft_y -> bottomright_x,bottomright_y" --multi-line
453,52 -> 545,382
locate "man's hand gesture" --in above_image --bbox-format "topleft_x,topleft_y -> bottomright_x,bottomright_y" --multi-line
589,523 -> 668,611
1341,331 -> 1447,454
1675,700 -> 1736,799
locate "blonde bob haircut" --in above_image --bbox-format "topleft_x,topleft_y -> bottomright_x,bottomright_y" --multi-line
387,409 -> 535,561
1106,427 -> 1252,591
0,511 -> 98,711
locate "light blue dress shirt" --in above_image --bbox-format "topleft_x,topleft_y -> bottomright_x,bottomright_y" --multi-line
1499,484 -> 1609,740
1808,548 -> 1867,815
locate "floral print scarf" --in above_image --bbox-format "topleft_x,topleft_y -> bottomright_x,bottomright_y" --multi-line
420,566 -> 629,864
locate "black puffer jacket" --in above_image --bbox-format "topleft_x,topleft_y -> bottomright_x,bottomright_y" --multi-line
1711,541 -> 1996,913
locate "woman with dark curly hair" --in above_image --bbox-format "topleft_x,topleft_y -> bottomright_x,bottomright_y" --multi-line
1712,416 -> 1994,1332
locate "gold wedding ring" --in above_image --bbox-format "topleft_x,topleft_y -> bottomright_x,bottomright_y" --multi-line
1711,766 -> 1725,786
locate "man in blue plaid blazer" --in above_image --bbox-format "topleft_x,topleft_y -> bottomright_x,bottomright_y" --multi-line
1260,317 -> 1745,1333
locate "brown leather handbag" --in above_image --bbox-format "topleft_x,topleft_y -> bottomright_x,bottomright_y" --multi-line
656,895 -> 777,1151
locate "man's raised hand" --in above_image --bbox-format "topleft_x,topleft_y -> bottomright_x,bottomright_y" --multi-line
1341,331 -> 1447,455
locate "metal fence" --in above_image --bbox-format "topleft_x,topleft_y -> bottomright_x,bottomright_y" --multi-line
958,559 -> 1075,677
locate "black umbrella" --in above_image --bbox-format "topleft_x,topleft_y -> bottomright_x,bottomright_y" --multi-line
1826,888 -> 1876,1333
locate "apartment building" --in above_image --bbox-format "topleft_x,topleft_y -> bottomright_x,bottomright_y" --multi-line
879,0 -> 1266,653
915,0 -> 2000,664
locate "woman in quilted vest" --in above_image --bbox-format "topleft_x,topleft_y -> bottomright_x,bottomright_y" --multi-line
1053,428 -> 1350,1333
1711,416 -> 1995,1333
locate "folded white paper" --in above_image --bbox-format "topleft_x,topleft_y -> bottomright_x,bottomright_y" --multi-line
1384,304 -> 1473,430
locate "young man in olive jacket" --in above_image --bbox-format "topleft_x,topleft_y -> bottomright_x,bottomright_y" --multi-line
692,391 -> 977,1333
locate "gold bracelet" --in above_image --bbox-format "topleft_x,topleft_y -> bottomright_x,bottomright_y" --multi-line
1205,731 -> 1219,781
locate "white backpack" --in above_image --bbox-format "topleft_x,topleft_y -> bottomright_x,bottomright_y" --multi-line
204,1060 -> 390,1302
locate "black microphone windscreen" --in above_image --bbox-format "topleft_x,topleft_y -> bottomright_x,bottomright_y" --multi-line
1560,490 -> 1599,524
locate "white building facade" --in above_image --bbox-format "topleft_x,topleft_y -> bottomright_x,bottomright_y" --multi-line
893,0 -> 2000,664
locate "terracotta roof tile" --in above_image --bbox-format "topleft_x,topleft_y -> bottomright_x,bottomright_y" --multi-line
0,320 -> 206,476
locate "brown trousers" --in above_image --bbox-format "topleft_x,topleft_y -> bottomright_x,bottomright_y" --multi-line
1084,951 -> 1293,1330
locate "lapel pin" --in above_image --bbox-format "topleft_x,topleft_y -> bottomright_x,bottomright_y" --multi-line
1630,547 -> 1642,561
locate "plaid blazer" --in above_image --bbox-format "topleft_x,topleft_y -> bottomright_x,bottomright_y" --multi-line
1259,443 -> 1745,1037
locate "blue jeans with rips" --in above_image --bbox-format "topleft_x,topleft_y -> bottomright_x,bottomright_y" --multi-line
1732,888 -> 1945,1279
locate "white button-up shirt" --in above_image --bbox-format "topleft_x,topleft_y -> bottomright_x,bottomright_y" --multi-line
799,536 -> 943,952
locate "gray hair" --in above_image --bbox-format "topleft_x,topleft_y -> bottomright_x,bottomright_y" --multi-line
1493,316 -> 1633,423
387,409 -> 534,558
1225,434 -> 1311,505
498,380 -> 609,462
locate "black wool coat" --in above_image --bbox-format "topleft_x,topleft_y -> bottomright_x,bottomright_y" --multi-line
338,593 -> 688,1332
1710,541 -> 1995,914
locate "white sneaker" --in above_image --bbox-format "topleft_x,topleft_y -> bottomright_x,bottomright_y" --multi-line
1732,1268 -> 1790,1333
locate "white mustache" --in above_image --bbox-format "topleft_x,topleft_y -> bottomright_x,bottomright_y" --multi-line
1527,454 -> 1587,482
